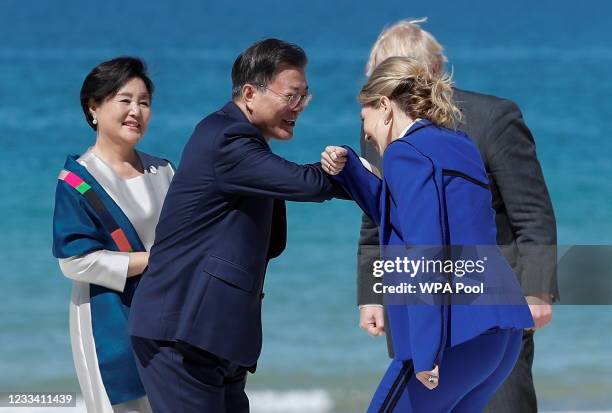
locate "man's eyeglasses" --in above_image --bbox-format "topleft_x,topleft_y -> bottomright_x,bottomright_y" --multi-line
258,84 -> 312,110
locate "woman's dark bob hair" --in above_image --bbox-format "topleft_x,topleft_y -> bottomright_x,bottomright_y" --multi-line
80,57 -> 154,130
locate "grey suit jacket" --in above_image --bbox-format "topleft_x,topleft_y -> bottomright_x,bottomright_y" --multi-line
357,89 -> 558,313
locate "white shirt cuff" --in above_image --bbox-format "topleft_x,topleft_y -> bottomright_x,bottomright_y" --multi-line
59,250 -> 130,292
358,304 -> 384,310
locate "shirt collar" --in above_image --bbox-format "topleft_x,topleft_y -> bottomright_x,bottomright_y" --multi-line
396,118 -> 421,140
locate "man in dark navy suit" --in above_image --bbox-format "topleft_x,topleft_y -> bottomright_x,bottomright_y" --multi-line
129,39 -> 346,413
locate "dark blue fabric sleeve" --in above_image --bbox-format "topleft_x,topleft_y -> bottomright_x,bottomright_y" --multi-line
330,146 -> 382,225
52,180 -> 106,259
214,133 -> 345,202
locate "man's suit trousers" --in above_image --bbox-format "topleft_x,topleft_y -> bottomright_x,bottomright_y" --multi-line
131,337 -> 250,413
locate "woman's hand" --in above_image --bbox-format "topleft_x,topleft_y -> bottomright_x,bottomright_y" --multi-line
320,146 -> 348,175
128,251 -> 149,277
416,364 -> 439,390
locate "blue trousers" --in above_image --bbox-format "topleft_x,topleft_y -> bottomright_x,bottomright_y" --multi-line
368,328 -> 522,413
131,336 -> 251,413
483,331 -> 537,412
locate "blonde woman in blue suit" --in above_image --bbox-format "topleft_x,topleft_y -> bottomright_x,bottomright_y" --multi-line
322,57 -> 533,412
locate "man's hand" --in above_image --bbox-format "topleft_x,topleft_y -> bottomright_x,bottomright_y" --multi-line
359,305 -> 385,336
525,294 -> 553,330
321,146 -> 347,175
416,365 -> 439,390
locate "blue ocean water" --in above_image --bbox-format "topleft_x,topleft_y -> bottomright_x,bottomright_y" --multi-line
1,1 -> 611,411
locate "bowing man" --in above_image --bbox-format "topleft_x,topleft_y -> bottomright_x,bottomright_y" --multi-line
128,39 -> 345,413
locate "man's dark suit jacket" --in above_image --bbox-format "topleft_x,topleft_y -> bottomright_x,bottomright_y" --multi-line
358,89 -> 558,312
129,102 -> 343,367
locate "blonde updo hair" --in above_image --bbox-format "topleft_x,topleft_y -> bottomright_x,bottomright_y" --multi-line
359,56 -> 461,129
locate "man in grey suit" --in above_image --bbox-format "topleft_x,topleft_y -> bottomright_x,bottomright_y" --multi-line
357,18 -> 558,412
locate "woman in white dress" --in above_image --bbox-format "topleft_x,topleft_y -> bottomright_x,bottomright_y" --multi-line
52,57 -> 173,413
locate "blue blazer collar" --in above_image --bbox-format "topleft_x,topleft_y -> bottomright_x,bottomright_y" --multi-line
403,119 -> 434,138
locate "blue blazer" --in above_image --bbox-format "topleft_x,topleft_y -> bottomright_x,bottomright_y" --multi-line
332,120 -> 533,372
128,102 -> 343,366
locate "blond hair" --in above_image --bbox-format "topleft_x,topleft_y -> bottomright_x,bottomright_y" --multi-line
365,17 -> 447,76
359,56 -> 461,129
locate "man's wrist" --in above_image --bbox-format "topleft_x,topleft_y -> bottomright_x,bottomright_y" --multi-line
526,293 -> 553,304
358,304 -> 384,310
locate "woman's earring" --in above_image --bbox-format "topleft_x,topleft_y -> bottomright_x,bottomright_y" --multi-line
92,118 -> 98,125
